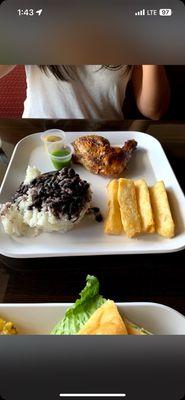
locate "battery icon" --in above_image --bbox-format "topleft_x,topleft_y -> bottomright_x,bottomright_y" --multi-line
159,9 -> 173,16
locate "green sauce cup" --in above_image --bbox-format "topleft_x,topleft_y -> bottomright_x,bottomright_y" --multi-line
49,145 -> 73,170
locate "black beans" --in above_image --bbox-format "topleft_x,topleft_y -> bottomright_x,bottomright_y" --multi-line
12,168 -> 91,221
95,213 -> 103,223
88,207 -> 103,223
91,207 -> 100,214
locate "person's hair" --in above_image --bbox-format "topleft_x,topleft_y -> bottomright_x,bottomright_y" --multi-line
38,65 -> 132,81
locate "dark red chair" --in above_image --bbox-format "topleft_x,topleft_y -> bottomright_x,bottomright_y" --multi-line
0,65 -> 26,118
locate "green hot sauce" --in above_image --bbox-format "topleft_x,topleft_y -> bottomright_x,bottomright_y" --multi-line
50,148 -> 72,170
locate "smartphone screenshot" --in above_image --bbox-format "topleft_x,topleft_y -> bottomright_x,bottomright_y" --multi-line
0,1 -> 185,399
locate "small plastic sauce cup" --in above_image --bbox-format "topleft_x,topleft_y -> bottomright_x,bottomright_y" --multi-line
49,144 -> 73,170
41,129 -> 66,152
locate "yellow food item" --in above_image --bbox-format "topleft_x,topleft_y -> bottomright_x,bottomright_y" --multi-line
104,179 -> 122,235
0,318 -> 17,335
150,181 -> 175,238
118,178 -> 141,238
78,300 -> 128,335
125,319 -> 151,335
44,135 -> 62,143
134,179 -> 155,233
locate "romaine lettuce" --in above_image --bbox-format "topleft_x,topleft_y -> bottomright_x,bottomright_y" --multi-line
51,275 -> 106,335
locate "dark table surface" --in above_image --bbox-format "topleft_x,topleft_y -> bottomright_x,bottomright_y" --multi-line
0,118 -> 185,313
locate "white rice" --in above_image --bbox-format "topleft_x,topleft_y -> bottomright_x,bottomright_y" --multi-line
0,166 -> 91,237
18,193 -> 90,233
24,165 -> 41,184
0,203 -> 38,237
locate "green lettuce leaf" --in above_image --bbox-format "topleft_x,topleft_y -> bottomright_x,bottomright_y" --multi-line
51,275 -> 106,335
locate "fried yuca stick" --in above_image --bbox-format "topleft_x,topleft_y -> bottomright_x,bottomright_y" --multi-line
150,181 -> 175,238
134,179 -> 155,233
118,178 -> 141,238
104,179 -> 122,235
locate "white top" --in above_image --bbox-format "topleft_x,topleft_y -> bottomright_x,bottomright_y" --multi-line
23,65 -> 132,119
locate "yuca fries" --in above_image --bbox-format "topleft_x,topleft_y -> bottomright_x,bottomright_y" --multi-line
134,179 -> 155,233
118,178 -> 141,238
104,179 -> 122,235
150,181 -> 175,238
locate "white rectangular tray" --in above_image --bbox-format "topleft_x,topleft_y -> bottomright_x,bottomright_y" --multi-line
0,302 -> 184,335
1,131 -> 185,258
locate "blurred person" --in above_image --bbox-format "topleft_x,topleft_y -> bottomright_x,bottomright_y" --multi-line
0,65 -> 170,120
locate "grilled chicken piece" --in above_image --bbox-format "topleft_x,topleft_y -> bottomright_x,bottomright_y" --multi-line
72,135 -> 137,177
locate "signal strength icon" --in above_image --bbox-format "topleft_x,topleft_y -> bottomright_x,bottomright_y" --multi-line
135,9 -> 146,16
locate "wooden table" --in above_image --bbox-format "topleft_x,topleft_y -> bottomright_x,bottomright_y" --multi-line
0,119 -> 185,314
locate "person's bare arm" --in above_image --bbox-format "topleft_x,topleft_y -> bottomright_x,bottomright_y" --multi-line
132,65 -> 170,120
0,65 -> 16,79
